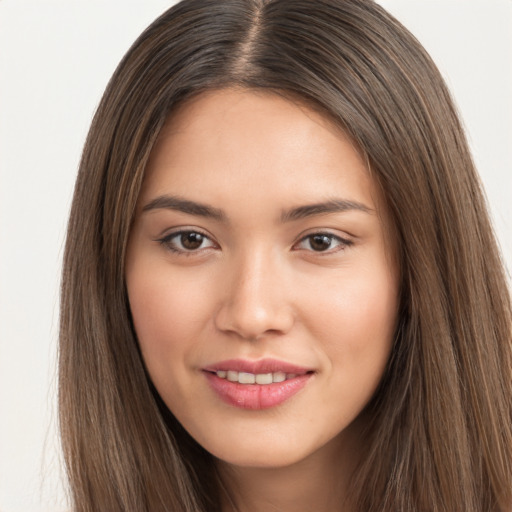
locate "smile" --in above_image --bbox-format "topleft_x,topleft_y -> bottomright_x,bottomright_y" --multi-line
214,370 -> 298,385
203,359 -> 314,410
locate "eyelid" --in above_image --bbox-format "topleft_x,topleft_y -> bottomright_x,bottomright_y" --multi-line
155,227 -> 218,254
292,230 -> 353,253
155,225 -> 212,240
154,226 -> 353,255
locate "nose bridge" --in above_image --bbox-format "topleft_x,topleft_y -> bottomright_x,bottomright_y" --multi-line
237,245 -> 272,300
215,244 -> 294,340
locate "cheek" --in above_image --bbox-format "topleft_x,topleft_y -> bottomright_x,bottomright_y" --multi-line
308,264 -> 397,336
126,264 -> 215,364
125,263 -> 221,417
305,261 -> 398,381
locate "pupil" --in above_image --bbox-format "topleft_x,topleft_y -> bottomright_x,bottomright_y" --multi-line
181,232 -> 203,250
310,235 -> 331,251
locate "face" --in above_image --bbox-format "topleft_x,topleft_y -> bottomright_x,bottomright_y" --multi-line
126,89 -> 399,469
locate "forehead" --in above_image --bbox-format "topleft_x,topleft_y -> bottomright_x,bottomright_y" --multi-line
140,88 -> 382,211
163,87 -> 349,144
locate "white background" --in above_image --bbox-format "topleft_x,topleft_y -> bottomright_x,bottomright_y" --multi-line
0,1 -> 510,511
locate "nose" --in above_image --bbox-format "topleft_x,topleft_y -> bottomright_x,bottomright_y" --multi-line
214,249 -> 295,341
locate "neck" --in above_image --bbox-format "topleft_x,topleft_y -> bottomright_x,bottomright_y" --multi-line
217,427 -> 361,512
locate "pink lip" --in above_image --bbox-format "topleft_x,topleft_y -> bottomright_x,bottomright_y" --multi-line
203,358 -> 311,375
203,358 -> 314,410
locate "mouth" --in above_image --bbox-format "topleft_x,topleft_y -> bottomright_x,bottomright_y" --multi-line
202,358 -> 314,410
209,370 -> 304,385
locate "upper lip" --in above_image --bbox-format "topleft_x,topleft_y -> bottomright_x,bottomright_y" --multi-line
203,358 -> 313,375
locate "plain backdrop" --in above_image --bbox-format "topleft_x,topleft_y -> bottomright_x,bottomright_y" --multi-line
0,1 -> 511,511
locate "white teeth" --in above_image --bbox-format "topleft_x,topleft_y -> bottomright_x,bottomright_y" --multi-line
273,371 -> 286,383
255,373 -> 273,385
238,372 -> 256,384
215,370 -> 298,384
227,370 -> 238,382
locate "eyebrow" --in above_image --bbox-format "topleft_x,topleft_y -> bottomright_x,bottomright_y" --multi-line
142,194 -> 373,222
280,199 -> 373,222
142,195 -> 226,221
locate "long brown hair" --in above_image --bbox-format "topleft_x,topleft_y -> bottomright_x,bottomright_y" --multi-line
59,1 -> 512,510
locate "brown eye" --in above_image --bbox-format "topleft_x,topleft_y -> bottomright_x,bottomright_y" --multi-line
158,230 -> 216,254
309,235 -> 333,251
181,232 -> 205,250
295,233 -> 352,253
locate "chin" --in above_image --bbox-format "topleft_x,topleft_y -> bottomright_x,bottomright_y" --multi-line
211,443 -> 311,469
188,419 -> 345,471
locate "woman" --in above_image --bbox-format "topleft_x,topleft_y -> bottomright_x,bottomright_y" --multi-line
59,0 -> 512,510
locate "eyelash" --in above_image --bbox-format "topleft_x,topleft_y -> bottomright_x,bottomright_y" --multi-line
157,229 -> 217,254
156,230 -> 353,255
294,232 -> 353,253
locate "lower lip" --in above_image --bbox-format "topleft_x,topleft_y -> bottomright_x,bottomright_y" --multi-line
204,372 -> 312,410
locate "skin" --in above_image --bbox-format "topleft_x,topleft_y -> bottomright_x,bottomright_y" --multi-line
126,88 -> 399,512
